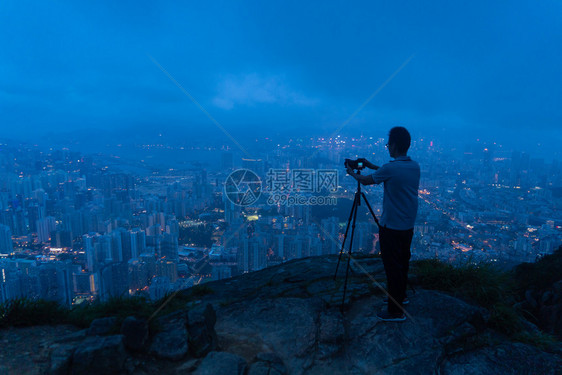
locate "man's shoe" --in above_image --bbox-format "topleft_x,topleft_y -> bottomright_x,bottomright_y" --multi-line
377,311 -> 406,322
383,297 -> 409,305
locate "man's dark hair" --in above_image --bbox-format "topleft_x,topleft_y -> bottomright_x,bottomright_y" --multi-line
388,126 -> 411,154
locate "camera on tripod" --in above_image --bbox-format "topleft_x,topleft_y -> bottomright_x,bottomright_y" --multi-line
344,158 -> 365,171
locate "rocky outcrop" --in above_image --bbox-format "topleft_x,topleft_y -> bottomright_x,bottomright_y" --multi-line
149,310 -> 190,361
538,279 -> 562,338
215,290 -> 492,374
204,255 -> 560,374
121,316 -> 149,352
247,352 -> 288,375
192,351 -> 247,375
441,342 -> 562,375
521,279 -> 562,339
2,255 -> 560,374
187,303 -> 218,358
71,335 -> 127,374
514,247 -> 562,340
86,317 -> 117,336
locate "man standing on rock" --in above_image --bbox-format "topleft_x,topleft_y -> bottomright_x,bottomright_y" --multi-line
346,126 -> 420,322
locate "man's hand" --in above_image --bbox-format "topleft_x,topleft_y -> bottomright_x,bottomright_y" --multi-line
346,165 -> 374,185
357,158 -> 379,170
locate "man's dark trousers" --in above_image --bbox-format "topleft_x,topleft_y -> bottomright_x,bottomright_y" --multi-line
379,226 -> 414,314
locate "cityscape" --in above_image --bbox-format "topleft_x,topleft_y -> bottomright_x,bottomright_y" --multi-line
2,2 -> 562,373
1,134 -> 560,307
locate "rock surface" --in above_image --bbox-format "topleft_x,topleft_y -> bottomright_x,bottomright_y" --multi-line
149,310 -> 189,361
71,334 -> 127,374
208,256 -> 561,374
248,352 -> 288,375
440,342 -> 562,375
121,316 -> 149,352
1,255 -> 561,374
86,317 -> 117,336
192,351 -> 247,375
0,325 -> 79,375
187,303 -> 218,357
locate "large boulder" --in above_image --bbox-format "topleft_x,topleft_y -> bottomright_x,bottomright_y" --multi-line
215,290 -> 491,374
150,311 -> 189,361
86,317 -> 117,336
440,342 -> 562,374
536,280 -> 562,339
187,303 -> 218,358
121,316 -> 149,352
247,352 -> 287,375
48,343 -> 76,375
192,351 -> 247,375
216,297 -> 322,373
71,335 -> 127,375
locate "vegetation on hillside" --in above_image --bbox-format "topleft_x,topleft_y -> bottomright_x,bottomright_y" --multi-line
0,284 -> 214,332
412,246 -> 562,349
513,247 -> 562,292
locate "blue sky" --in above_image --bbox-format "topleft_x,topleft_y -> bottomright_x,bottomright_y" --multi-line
1,1 -> 561,154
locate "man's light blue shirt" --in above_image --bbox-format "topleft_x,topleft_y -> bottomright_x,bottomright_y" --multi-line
369,155 -> 420,230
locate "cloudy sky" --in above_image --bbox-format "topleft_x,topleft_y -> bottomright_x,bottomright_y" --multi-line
1,1 -> 561,154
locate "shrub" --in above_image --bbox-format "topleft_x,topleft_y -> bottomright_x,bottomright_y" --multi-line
0,291 -> 195,332
411,257 -> 556,346
189,284 -> 214,297
67,295 -> 155,328
513,246 -> 562,293
412,258 -> 513,308
0,298 -> 68,328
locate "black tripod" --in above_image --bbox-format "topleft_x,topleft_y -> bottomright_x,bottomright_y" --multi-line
334,170 -> 380,311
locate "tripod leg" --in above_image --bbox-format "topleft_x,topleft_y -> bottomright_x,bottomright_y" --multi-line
361,192 -> 380,228
341,192 -> 360,310
334,193 -> 358,279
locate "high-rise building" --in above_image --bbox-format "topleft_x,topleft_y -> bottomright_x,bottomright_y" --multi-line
37,216 -> 57,243
57,262 -> 79,306
149,276 -> 171,301
156,259 -> 177,283
0,225 -> 13,254
110,231 -> 123,262
224,200 -> 241,224
276,234 -> 285,259
50,230 -> 72,248
83,233 -> 112,272
241,235 -> 267,273
211,264 -> 232,281
131,228 -> 146,258
99,262 -> 128,301
160,233 -> 178,260
320,217 -> 339,255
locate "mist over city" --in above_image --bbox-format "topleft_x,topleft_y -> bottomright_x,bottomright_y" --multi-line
1,1 -> 561,373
